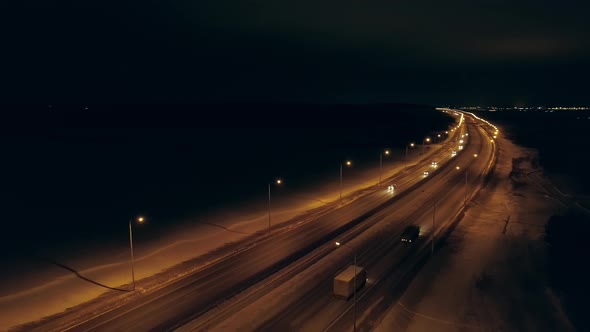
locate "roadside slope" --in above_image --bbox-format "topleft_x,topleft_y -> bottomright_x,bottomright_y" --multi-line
374,135 -> 574,332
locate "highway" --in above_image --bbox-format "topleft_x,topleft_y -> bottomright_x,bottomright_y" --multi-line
48,113 -> 486,332
187,114 -> 495,331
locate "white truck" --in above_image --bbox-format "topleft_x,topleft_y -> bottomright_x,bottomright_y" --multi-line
333,265 -> 367,299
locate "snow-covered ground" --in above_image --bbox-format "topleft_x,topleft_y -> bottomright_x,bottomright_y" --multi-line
1,144 -> 443,331
374,135 -> 576,332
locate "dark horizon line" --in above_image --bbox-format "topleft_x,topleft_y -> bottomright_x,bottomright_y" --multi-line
0,101 -> 433,109
0,103 -> 443,130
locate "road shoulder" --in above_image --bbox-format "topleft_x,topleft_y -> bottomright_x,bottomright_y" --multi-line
374,137 -> 575,332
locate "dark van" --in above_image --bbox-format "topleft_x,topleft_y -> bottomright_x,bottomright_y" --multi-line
401,225 -> 420,243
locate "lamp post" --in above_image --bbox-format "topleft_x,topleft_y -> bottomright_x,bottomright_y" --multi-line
456,166 -> 467,207
431,198 -> 436,254
268,179 -> 282,233
405,143 -> 415,167
340,160 -> 352,201
465,153 -> 479,205
379,150 -> 390,185
335,241 -> 357,332
422,137 -> 431,154
129,216 -> 145,291
421,192 -> 436,255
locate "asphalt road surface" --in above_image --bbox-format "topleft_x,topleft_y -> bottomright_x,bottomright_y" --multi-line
247,118 -> 494,332
56,114 -> 486,332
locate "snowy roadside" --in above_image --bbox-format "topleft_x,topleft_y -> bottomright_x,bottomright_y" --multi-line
374,135 -> 575,332
3,143 -> 447,331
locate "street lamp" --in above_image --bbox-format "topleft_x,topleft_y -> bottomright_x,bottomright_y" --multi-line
421,192 -> 436,255
335,241 -> 358,332
405,143 -> 415,167
340,160 -> 352,201
379,150 -> 390,185
129,216 -> 145,291
422,137 -> 431,154
268,179 -> 282,233
456,166 -> 467,207
437,134 -> 441,143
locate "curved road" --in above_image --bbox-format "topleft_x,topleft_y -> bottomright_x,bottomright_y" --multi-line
196,114 -> 495,331
298,120 -> 490,331
46,113 -> 477,332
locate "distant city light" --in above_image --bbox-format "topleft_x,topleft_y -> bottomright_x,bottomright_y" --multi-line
454,106 -> 590,112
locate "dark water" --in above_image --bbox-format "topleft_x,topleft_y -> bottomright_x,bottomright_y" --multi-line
0,104 -> 454,259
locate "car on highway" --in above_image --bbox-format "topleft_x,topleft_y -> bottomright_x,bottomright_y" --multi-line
401,225 -> 420,243
423,171 -> 429,177
458,145 -> 463,150
451,150 -> 457,157
431,161 -> 438,168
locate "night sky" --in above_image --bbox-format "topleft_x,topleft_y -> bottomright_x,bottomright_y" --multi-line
3,0 -> 590,106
